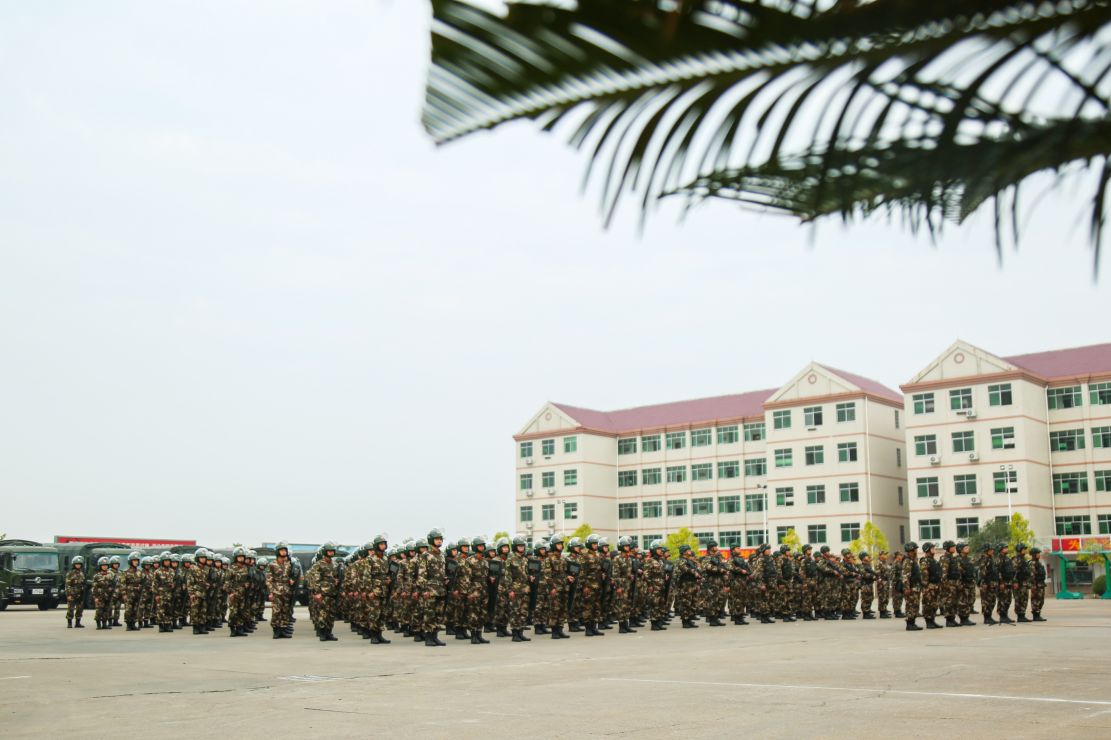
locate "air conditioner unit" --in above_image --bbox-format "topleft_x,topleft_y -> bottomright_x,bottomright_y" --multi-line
929,455 -> 941,465
525,490 -> 534,498
968,452 -> 980,462
965,409 -> 977,418
546,488 -> 556,496
525,522 -> 533,530
970,496 -> 982,505
930,497 -> 942,507
524,457 -> 534,466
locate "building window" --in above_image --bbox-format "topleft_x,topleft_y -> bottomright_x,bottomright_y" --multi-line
642,534 -> 663,546
541,504 -> 555,521
1056,515 -> 1092,535
805,445 -> 824,466
1050,429 -> 1085,451
666,465 -> 687,483
773,410 -> 791,429
776,487 -> 795,507
618,503 -> 637,520
744,458 -> 767,477
744,422 -> 765,441
918,519 -> 941,540
665,431 -> 686,450
898,486 -> 904,506
991,427 -> 1016,450
691,428 -> 713,447
839,482 -> 860,503
836,402 -> 856,423
954,474 -> 977,496
806,484 -> 826,504
774,448 -> 793,468
520,506 -> 533,522
564,502 -> 578,519
896,448 -> 902,467
988,383 -> 1013,407
1091,382 -> 1111,405
720,530 -> 742,549
542,471 -> 555,488
642,468 -> 662,485
1048,385 -> 1083,409
667,499 -> 688,517
952,431 -> 975,453
838,442 -> 859,462
914,435 -> 938,456
641,434 -> 662,453
717,425 -> 739,445
1094,426 -> 1111,448
618,470 -> 637,487
776,526 -> 794,544
913,392 -> 935,414
520,441 -> 533,458
808,524 -> 827,544
520,474 -> 533,490
718,460 -> 740,479
949,388 -> 973,410
618,438 -> 637,455
1053,472 -> 1088,494
563,469 -> 578,486
1099,514 -> 1111,535
744,493 -> 765,512
691,463 -> 713,481
956,517 -> 979,538
993,470 -> 1018,494
642,501 -> 662,518
1096,469 -> 1111,492
692,497 -> 713,515
563,436 -> 577,453
746,530 -> 767,547
718,495 -> 741,513
916,477 -> 939,498
895,410 -> 900,429
804,406 -> 824,427
692,531 -> 714,548
841,522 -> 861,542
542,439 -> 555,456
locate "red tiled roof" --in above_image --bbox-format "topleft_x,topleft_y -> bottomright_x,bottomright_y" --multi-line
1004,342 -> 1111,379
816,364 -> 903,403
552,389 -> 777,433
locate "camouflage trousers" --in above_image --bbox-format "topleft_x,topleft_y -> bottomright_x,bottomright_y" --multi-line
66,595 -> 84,621
112,593 -> 121,621
942,580 -> 962,618
1014,584 -> 1030,615
532,584 -> 550,626
227,593 -> 249,629
312,597 -> 336,633
577,583 -> 603,623
841,583 -> 860,613
154,591 -> 174,625
648,587 -> 668,622
465,592 -> 486,632
996,584 -> 1013,618
547,585 -> 568,628
959,583 -> 975,618
421,593 -> 445,633
366,593 -> 385,631
818,579 -> 838,612
858,582 -> 875,613
612,585 -> 633,622
269,592 -> 292,629
700,580 -> 725,618
920,583 -> 941,618
877,581 -> 891,613
891,587 -> 904,614
796,583 -> 815,616
902,587 -> 921,619
123,590 -> 142,625
188,593 -> 207,625
978,584 -> 996,617
494,588 -> 510,627
727,583 -> 747,617
1031,584 -> 1046,615
141,590 -> 154,623
674,581 -> 699,620
507,590 -> 529,629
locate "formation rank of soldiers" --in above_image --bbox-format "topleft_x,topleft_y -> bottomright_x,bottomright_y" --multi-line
60,530 -> 1051,642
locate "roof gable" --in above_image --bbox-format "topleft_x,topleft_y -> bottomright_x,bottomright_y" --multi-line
766,362 -> 902,405
515,403 -> 584,437
904,340 -> 1016,386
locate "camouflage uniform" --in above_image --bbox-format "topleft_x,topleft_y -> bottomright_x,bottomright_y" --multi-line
118,564 -> 143,629
816,552 -> 841,618
840,554 -> 859,617
365,547 -> 390,637
186,558 -> 209,631
225,558 -> 250,635
139,561 -> 154,626
939,546 -> 962,622
266,556 -> 295,634
577,545 -> 605,629
1012,547 -> 1031,620
109,562 -> 122,626
699,548 -> 728,624
727,550 -> 751,622
674,552 -> 702,624
1030,550 -> 1047,620
875,555 -> 892,616
65,564 -> 85,626
416,540 -> 447,643
978,547 -> 998,623
504,543 -> 531,639
958,547 -> 976,621
900,547 -> 923,628
611,548 -> 636,630
92,566 -> 114,628
890,554 -> 905,616
919,547 -> 943,624
642,548 -> 668,628
153,557 -> 177,630
463,545 -> 490,642
996,548 -> 1015,622
543,546 -> 569,633
306,551 -> 340,639
857,555 -> 876,617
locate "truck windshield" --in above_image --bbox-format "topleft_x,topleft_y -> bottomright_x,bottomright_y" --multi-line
10,553 -> 57,572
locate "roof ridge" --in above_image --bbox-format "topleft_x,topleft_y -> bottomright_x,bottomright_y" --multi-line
555,388 -> 779,415
1003,340 -> 1111,359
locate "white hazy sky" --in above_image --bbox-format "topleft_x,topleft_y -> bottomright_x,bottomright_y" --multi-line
2,1 -> 1107,548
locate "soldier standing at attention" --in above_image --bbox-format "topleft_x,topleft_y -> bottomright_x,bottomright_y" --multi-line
266,541 -> 295,639
307,542 -> 340,641
1013,543 -> 1032,622
154,552 -> 177,633
172,555 -> 188,628
225,547 -> 250,637
92,557 -> 114,630
530,540 -> 549,635
996,543 -> 1016,624
366,535 -> 391,644
140,557 -> 155,628
977,544 -> 998,625
504,536 -> 531,642
108,556 -> 123,627
465,536 -> 491,644
578,534 -> 606,636
958,543 -> 976,626
890,551 -> 905,618
1029,547 -> 1048,622
857,551 -> 877,619
65,556 -> 86,629
816,546 -> 839,620
418,529 -> 448,647
675,545 -> 702,628
543,535 -> 571,639
642,540 -> 668,631
119,552 -> 144,632
919,542 -> 944,629
900,542 -> 923,631
874,551 -> 891,618
188,550 -> 211,635
728,545 -> 751,625
940,541 -> 962,627
700,541 -> 728,626
611,537 -> 636,633
839,551 -> 859,620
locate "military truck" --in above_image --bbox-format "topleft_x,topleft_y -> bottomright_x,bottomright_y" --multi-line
52,542 -> 136,608
0,539 -> 64,610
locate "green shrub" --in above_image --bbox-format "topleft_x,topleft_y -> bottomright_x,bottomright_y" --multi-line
1094,574 -> 1106,596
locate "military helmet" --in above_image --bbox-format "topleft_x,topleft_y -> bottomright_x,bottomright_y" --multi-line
707,540 -> 719,550
585,533 -> 600,545
495,536 -> 510,549
802,544 -> 813,552
159,551 -> 172,560
904,541 -> 919,552
195,548 -> 207,559
97,556 -> 109,566
1015,542 -> 1027,551
649,539 -> 665,551
548,534 -> 563,546
618,536 -> 633,549
568,537 -> 583,549
322,541 -> 338,552
170,554 -> 181,563
373,534 -> 388,546
997,542 -> 1009,551
415,537 -> 430,550
182,553 -> 195,564
858,551 -> 870,559
819,545 -> 830,554
511,535 -> 527,547
71,555 -> 84,566
981,543 -> 993,552
108,555 -> 121,565
599,537 -> 609,548
1030,547 -> 1042,555
678,544 -> 692,555
427,528 -> 444,543
471,535 -> 486,547
942,540 -> 955,550
246,549 -> 257,559
257,556 -> 268,566
534,539 -> 548,552
275,540 -> 290,553
128,551 -> 141,562
220,556 -> 230,565
140,556 -> 151,566
233,546 -> 246,558
921,542 -> 934,553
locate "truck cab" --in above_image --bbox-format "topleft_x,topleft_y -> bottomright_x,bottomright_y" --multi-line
0,540 -> 63,610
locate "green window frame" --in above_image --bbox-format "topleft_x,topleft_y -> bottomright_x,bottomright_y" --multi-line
956,517 -> 979,538
806,485 -> 825,504
541,471 -> 555,488
836,402 -> 856,423
839,482 -> 860,503
1093,426 -> 1111,448
665,431 -> 686,450
641,468 -> 661,485
691,428 -> 713,447
691,463 -> 713,481
913,392 -> 935,414
916,477 -> 939,498
743,422 -> 765,441
519,441 -> 533,458
717,460 -> 740,479
1048,386 -> 1083,409
563,502 -> 578,519
541,439 -> 555,456
519,506 -> 533,522
717,425 -> 739,444
918,519 -> 941,540
618,503 -> 637,520
993,470 -> 1017,494
746,529 -> 767,547
954,474 -> 977,496
775,487 -> 795,507
914,435 -> 937,456
776,526 -> 794,545
642,501 -> 662,518
719,530 -> 742,549
991,427 -> 1015,449
1091,382 -> 1111,405
692,497 -> 713,515
618,438 -> 637,455
838,442 -> 858,462
1096,469 -> 1111,492
949,388 -> 972,410
840,522 -> 861,542
744,458 -> 767,477
1050,429 -> 1085,451
988,383 -> 1013,407
807,524 -> 827,544
1053,472 -> 1088,494
774,448 -> 793,468
617,470 -> 638,487
718,495 -> 741,513
666,465 -> 687,483
804,406 -> 823,427
952,431 -> 975,453
563,436 -> 577,453
805,445 -> 824,465
1055,516 -> 1092,535
772,410 -> 791,430
541,504 -> 555,521
667,499 -> 687,517
519,474 -> 533,490
563,469 -> 578,486
1099,514 -> 1111,535
744,494 -> 765,513
641,434 -> 661,453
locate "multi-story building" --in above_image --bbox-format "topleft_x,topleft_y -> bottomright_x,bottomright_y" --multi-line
902,340 -> 1111,544
513,363 -> 908,550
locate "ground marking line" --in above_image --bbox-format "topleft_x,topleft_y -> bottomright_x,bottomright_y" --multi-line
0,676 -> 30,680
601,678 -> 1111,707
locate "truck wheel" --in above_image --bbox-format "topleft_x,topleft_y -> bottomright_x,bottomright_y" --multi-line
0,600 -> 7,611
38,602 -> 51,611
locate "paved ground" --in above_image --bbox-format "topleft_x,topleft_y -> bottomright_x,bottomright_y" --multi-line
1,601 -> 1109,738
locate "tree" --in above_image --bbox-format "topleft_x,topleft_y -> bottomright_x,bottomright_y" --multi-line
1077,540 -> 1108,568
664,528 -> 701,561
780,527 -> 802,554
848,521 -> 889,559
425,1 -> 1111,272
967,518 -> 1011,553
569,523 -> 594,541
1008,513 -> 1037,550
492,531 -> 510,542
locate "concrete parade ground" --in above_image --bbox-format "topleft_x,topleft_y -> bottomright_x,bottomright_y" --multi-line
1,600 -> 1109,738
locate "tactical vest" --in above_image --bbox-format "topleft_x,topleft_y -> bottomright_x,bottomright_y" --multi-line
925,557 -> 942,584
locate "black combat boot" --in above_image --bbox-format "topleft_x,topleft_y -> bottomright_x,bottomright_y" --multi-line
926,618 -> 942,629
230,626 -> 246,637
496,625 -> 510,638
569,621 -> 584,632
863,612 -> 876,620
484,622 -> 495,633
650,620 -> 664,631
906,619 -> 922,631
960,616 -> 975,626
454,628 -> 470,640
534,624 -> 549,635
880,611 -> 892,619
894,609 -> 905,618
126,622 -> 138,631
983,614 -> 997,625
841,611 -> 855,620
1017,613 -> 1031,623
272,629 -> 284,639
1033,612 -> 1047,622
445,625 -> 455,636
113,617 -> 122,627
738,616 -> 749,625
413,631 -> 424,642
551,627 -> 562,639
193,625 -> 205,635
945,616 -> 958,627
471,632 -> 489,644
74,619 -> 84,628
67,618 -> 73,628
320,631 -> 338,641
707,617 -> 724,627
376,630 -> 391,644
402,625 -> 413,637
425,630 -> 446,646
511,629 -> 527,642
999,614 -> 1014,624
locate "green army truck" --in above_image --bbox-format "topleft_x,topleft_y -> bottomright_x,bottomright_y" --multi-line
52,542 -> 134,608
0,539 -> 64,610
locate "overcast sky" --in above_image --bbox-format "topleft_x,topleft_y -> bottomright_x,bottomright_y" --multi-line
2,1 -> 1107,548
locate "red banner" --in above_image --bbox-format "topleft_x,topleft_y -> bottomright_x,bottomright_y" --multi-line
54,536 -> 196,547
